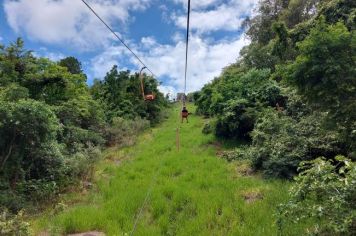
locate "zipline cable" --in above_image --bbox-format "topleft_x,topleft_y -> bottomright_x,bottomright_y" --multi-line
129,150 -> 166,236
183,0 -> 191,101
130,166 -> 159,236
131,0 -> 192,231
81,1 -> 191,234
81,0 -> 157,78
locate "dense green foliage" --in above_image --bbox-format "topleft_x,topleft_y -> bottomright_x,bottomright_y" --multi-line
278,157 -> 356,234
0,39 -> 166,214
249,109 -> 342,178
91,66 -> 166,124
58,56 -> 83,75
197,68 -> 282,139
196,0 -> 355,234
0,209 -> 30,236
197,0 -> 355,175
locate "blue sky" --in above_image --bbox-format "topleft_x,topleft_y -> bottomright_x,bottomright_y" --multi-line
0,0 -> 257,95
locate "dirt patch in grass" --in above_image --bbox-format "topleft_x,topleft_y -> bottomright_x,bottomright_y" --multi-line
202,140 -> 223,153
38,231 -> 50,236
235,161 -> 254,176
195,141 -> 223,155
67,231 -> 105,236
242,189 -> 264,203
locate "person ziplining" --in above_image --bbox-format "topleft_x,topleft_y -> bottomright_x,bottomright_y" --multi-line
180,0 -> 191,123
181,106 -> 189,123
82,1 -> 193,235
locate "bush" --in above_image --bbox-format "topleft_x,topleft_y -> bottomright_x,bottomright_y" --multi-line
60,125 -> 105,153
0,99 -> 103,209
105,117 -> 150,147
219,148 -> 248,162
202,122 -> 214,134
0,209 -> 30,236
61,145 -> 101,184
17,179 -> 59,205
196,68 -> 284,139
0,187 -> 27,213
215,99 -> 257,139
248,109 -> 342,178
278,156 -> 356,235
0,99 -> 62,184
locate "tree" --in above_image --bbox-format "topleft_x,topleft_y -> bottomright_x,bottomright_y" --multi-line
0,38 -> 34,86
90,65 -> 165,123
0,39 -> 107,211
0,100 -> 62,184
285,19 -> 356,154
280,0 -> 323,28
24,58 -> 88,105
58,56 -> 82,74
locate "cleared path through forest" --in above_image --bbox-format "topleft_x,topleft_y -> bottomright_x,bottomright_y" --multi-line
34,104 -> 305,235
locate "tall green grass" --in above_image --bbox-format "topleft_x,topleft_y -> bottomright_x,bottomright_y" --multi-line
33,104 -> 309,235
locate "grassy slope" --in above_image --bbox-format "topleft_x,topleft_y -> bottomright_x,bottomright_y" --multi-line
33,104 -> 306,235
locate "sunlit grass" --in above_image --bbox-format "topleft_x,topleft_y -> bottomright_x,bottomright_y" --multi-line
32,104 -> 309,235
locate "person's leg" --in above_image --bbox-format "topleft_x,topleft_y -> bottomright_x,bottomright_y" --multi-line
186,117 -> 189,123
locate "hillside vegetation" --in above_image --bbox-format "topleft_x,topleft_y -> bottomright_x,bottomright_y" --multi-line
32,105 -> 310,235
0,39 -> 167,233
194,0 -> 355,234
0,0 -> 355,235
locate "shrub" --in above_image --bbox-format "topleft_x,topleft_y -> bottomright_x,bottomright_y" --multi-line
0,209 -> 30,236
62,145 -> 101,184
105,117 -> 150,147
0,187 -> 26,213
60,125 -> 105,153
215,99 -> 258,139
197,68 -> 283,139
0,99 -> 62,184
202,122 -> 214,134
0,99 -> 102,209
249,109 -> 342,178
17,179 -> 59,205
219,148 -> 248,162
278,156 -> 356,235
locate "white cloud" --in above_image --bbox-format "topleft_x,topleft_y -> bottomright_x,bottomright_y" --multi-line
143,35 -> 249,93
172,0 -> 258,33
32,47 -> 65,61
158,85 -> 176,98
171,32 -> 184,43
172,0 -> 223,10
44,52 -> 66,62
4,0 -> 151,50
91,34 -> 249,93
4,0 -> 256,94
90,45 -> 131,78
0,36 -> 3,41
141,36 -> 156,48
159,4 -> 171,24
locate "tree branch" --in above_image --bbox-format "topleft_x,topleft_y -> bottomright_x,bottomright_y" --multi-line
0,128 -> 16,171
